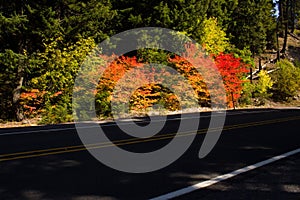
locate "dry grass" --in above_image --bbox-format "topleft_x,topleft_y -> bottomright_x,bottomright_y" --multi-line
255,32 -> 300,71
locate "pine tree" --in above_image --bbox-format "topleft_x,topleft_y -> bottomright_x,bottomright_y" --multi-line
206,0 -> 238,30
0,0 -> 116,120
111,0 -> 210,42
227,0 -> 276,56
0,1 -> 59,120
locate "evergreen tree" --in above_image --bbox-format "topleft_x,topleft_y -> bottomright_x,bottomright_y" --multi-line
206,0 -> 238,30
0,0 -> 116,120
0,1 -> 60,120
56,0 -> 117,43
227,0 -> 276,56
111,0 -> 210,42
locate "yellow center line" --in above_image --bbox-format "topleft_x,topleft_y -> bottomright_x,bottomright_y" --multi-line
0,129 -> 194,158
0,115 -> 299,162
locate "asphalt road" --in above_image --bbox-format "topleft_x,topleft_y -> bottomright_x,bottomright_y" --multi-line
0,108 -> 299,200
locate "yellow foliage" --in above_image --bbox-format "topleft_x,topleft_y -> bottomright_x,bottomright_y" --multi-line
201,17 -> 230,55
256,70 -> 273,95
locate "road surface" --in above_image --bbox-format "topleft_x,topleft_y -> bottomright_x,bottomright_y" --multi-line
0,108 -> 299,199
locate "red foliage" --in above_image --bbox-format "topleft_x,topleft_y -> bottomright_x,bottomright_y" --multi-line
169,46 -> 249,107
94,44 -> 249,113
20,89 -> 64,116
98,55 -> 145,92
20,89 -> 47,116
214,53 -> 249,105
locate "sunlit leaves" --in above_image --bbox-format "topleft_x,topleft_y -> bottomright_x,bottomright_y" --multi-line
214,53 -> 249,104
201,17 -> 230,55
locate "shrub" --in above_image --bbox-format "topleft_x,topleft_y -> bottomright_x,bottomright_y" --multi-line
239,81 -> 255,106
273,59 -> 300,100
25,36 -> 96,123
39,95 -> 73,124
295,29 -> 300,37
253,70 -> 273,105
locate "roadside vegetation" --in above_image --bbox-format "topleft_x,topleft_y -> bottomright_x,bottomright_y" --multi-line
1,0 -> 300,125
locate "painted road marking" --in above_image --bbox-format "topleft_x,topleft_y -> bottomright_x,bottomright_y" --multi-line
0,109 -> 283,136
0,115 -> 299,162
150,148 -> 300,200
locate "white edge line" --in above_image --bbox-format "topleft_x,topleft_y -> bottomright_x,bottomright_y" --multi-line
149,148 -> 300,200
0,110 -> 283,136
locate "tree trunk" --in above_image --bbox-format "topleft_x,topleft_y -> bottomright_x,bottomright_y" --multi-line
12,65 -> 24,121
12,42 -> 26,121
281,21 -> 288,54
281,0 -> 289,54
278,0 -> 284,36
276,16 -> 281,61
259,57 -> 262,71
290,0 -> 295,33
250,67 -> 253,84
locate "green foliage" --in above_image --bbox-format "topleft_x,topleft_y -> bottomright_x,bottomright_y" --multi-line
273,59 -> 300,100
228,0 -> 276,56
0,0 -> 295,123
39,100 -> 73,125
206,0 -> 238,30
95,90 -> 112,118
112,0 -> 209,42
0,49 -> 40,120
0,50 -> 25,118
295,29 -> 300,37
137,48 -> 170,65
0,0 -> 116,121
229,47 -> 255,67
25,36 -> 96,124
239,81 -> 255,106
240,71 -> 274,106
201,17 -> 230,55
33,36 -> 96,93
294,59 -> 300,68
60,0 -> 117,43
0,3 -> 41,120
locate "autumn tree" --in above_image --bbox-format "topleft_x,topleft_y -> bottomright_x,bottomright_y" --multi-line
201,17 -> 231,55
214,53 -> 249,106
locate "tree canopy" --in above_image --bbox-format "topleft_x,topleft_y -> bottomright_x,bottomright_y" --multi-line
2,0 -> 297,122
